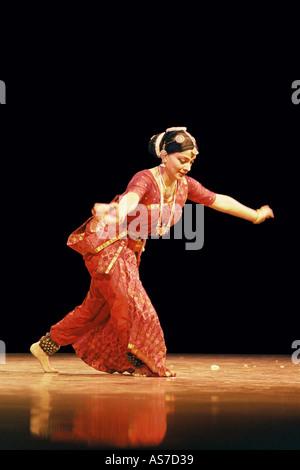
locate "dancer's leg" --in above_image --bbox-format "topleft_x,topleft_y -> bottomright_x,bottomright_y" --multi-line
30,275 -> 109,373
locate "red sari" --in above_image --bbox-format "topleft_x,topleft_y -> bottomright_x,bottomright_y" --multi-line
50,170 -> 216,376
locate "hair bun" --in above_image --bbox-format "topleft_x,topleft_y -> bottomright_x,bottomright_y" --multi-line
148,132 -> 165,157
148,134 -> 159,156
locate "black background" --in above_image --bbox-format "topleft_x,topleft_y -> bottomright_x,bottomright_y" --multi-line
1,9 -> 298,356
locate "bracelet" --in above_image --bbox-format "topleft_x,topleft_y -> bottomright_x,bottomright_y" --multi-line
253,209 -> 262,224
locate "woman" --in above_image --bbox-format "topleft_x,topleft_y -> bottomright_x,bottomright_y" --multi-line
30,127 -> 274,377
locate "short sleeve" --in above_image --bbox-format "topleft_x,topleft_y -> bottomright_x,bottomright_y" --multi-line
125,170 -> 152,201
186,176 -> 216,206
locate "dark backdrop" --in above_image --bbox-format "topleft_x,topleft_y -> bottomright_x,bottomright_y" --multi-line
1,33 -> 298,356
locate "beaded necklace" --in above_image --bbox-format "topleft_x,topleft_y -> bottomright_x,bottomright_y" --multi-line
156,166 -> 177,237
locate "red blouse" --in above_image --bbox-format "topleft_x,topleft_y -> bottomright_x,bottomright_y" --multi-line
126,169 -> 216,206
124,169 -> 216,239
67,169 -> 216,274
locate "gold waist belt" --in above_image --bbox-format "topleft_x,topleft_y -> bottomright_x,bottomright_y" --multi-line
93,230 -> 128,254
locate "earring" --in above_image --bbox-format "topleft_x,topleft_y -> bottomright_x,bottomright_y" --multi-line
160,150 -> 167,167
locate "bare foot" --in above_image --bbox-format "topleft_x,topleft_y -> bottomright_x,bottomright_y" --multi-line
30,342 -> 59,373
133,364 -> 158,377
133,364 -> 176,377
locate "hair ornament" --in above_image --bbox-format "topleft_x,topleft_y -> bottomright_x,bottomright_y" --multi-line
154,132 -> 166,157
175,134 -> 186,143
166,127 -> 187,132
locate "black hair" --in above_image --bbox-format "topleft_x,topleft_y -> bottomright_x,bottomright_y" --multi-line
148,128 -> 198,157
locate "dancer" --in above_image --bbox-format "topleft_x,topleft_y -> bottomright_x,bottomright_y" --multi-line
30,127 -> 274,376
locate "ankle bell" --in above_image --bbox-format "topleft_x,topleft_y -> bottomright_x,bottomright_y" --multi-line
39,332 -> 60,355
126,352 -> 144,367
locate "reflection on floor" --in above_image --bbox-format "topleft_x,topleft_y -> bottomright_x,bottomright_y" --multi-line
0,354 -> 299,449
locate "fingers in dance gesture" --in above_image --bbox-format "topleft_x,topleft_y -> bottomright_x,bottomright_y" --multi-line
253,205 -> 275,224
92,202 -> 122,225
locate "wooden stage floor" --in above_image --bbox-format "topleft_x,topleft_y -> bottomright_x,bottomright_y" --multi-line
0,353 -> 299,450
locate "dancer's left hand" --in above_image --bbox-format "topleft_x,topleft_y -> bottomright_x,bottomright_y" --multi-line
256,205 -> 275,224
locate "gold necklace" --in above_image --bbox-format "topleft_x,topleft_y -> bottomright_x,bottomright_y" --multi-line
157,167 -> 176,199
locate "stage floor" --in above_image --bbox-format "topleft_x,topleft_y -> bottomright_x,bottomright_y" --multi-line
0,353 -> 299,450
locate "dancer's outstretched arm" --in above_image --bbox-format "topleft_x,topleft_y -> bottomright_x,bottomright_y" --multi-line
210,194 -> 274,224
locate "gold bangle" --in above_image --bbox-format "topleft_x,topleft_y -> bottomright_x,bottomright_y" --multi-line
253,209 -> 262,224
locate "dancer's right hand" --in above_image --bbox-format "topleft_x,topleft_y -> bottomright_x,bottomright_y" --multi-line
92,203 -> 122,225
